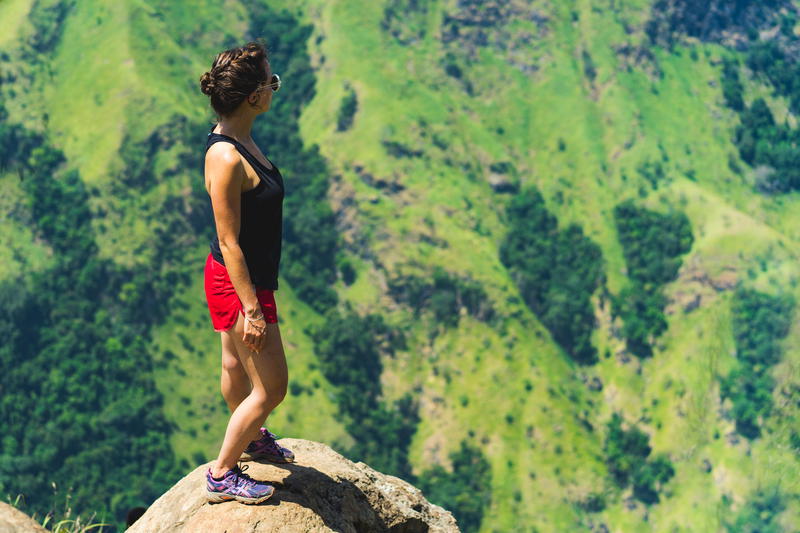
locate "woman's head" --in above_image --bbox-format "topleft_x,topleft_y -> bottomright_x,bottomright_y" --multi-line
200,41 -> 273,117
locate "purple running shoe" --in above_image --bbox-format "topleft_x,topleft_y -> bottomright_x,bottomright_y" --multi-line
206,463 -> 275,504
240,427 -> 295,463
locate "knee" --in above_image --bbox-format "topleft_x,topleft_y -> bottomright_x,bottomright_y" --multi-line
249,392 -> 272,417
255,385 -> 286,410
270,383 -> 288,407
221,352 -> 243,374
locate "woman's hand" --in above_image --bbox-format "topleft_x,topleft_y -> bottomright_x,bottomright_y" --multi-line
243,311 -> 268,353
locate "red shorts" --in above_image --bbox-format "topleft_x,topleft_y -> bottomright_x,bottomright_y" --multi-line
204,252 -> 278,332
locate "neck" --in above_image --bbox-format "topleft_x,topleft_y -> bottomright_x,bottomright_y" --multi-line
214,113 -> 256,141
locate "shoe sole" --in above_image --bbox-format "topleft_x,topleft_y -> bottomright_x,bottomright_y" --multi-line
206,486 -> 275,504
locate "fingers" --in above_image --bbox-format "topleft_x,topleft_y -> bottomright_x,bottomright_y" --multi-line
256,329 -> 267,353
241,300 -> 270,353
244,329 -> 258,353
242,322 -> 268,354
252,333 -> 266,353
242,325 -> 255,353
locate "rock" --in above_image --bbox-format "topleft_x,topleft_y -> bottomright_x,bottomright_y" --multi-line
440,0 -> 547,73
681,261 -> 738,292
487,172 -> 518,193
127,438 -> 459,533
0,501 -> 48,532
708,269 -> 738,291
683,292 -> 701,312
355,166 -> 406,194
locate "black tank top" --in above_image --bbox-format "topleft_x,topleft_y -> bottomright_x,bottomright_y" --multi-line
206,125 -> 284,290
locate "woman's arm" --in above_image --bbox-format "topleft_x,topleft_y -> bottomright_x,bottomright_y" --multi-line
205,143 -> 261,319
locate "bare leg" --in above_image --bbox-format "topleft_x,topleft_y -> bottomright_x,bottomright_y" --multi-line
211,312 -> 288,478
220,333 -> 250,410
220,332 -> 261,443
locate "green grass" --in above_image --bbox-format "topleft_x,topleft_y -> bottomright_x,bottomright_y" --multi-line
0,0 -> 34,49
5,493 -> 111,532
288,0 -> 800,529
0,170 -> 54,284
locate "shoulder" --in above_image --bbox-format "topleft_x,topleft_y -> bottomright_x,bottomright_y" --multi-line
205,141 -> 245,193
205,140 -> 242,167
205,142 -> 245,183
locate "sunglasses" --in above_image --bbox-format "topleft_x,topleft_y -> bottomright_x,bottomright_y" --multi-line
260,73 -> 281,93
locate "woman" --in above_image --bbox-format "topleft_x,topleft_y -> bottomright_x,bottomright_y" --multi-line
199,41 -> 293,505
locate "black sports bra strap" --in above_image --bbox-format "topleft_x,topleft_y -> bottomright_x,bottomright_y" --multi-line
207,129 -> 275,172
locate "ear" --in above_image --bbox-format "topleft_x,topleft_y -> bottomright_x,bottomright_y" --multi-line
248,91 -> 258,105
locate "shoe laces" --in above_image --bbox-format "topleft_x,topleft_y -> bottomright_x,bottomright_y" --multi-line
260,431 -> 283,454
233,463 -> 257,487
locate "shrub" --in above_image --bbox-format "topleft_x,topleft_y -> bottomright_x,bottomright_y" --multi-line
336,86 -> 358,132
500,186 -> 605,364
417,440 -> 492,533
612,200 -> 693,357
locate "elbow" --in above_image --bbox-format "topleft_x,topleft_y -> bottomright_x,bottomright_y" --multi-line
218,238 -> 240,254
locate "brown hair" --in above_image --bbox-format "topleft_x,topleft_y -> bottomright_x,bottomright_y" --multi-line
200,41 -> 269,117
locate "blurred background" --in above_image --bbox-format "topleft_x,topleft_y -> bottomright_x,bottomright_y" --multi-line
2,0 -> 800,531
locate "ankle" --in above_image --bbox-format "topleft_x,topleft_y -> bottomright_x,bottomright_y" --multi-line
250,426 -> 265,443
211,464 -> 233,479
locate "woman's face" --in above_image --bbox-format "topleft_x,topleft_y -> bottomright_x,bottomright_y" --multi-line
257,60 -> 273,113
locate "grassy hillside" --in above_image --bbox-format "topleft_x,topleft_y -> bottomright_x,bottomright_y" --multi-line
270,0 -> 800,530
2,0 -> 800,531
275,0 -> 800,530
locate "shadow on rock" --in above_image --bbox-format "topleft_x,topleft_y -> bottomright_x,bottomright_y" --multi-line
127,438 -> 458,533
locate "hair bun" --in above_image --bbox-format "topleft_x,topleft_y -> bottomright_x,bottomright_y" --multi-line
202,41 -> 269,116
200,72 -> 216,95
